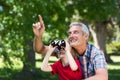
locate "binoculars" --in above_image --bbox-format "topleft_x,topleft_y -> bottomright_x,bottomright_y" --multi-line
50,40 -> 66,50
50,40 -> 66,57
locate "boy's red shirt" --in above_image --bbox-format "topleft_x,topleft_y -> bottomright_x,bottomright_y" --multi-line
51,59 -> 82,80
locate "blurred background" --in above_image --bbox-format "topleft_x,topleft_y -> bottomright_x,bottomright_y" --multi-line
0,0 -> 120,80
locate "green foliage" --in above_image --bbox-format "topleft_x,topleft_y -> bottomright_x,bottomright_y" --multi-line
107,42 -> 120,54
0,0 -> 70,68
73,0 -> 119,22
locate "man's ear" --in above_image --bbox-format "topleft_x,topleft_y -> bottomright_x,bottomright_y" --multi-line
84,34 -> 89,40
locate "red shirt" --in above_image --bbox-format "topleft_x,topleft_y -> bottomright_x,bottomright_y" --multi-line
51,59 -> 82,80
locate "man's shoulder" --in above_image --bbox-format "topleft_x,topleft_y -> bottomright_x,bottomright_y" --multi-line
87,43 -> 102,52
87,43 -> 104,58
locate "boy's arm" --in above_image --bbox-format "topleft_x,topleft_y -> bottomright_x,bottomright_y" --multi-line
65,41 -> 78,71
41,45 -> 55,72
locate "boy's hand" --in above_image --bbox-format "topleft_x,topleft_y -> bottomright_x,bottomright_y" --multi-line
48,45 -> 56,55
65,40 -> 71,51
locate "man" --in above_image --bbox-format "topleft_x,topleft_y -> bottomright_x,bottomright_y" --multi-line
32,15 -> 108,80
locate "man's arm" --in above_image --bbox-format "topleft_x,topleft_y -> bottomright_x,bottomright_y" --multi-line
84,68 -> 108,80
32,15 -> 48,54
33,36 -> 48,54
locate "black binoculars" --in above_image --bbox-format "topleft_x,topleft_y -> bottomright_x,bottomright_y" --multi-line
50,40 -> 66,50
50,40 -> 66,57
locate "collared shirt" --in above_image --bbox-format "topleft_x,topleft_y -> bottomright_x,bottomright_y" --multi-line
78,43 -> 107,79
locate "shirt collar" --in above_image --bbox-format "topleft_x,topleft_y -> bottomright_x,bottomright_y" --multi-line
84,43 -> 91,59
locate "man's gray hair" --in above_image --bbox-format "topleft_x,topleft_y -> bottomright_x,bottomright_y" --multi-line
69,22 -> 89,36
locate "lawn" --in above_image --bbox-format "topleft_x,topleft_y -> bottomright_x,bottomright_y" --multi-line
36,54 -> 120,80
0,54 -> 120,80
108,56 -> 120,80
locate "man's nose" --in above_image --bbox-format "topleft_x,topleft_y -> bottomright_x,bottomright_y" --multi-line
69,32 -> 74,38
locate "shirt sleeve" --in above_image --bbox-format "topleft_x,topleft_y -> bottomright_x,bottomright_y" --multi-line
93,51 -> 107,70
50,61 -> 59,75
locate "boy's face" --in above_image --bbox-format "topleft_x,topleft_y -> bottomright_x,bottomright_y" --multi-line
57,49 -> 66,58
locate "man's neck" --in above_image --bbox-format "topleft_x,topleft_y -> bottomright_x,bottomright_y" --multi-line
74,43 -> 87,56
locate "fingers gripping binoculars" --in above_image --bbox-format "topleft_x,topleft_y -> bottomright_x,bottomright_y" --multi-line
50,40 -> 66,57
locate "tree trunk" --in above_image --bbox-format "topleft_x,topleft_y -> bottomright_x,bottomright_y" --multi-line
22,39 -> 36,73
89,22 -> 113,63
115,25 -> 120,42
14,40 -> 36,80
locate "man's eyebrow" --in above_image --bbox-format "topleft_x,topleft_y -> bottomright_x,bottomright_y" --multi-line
67,31 -> 71,34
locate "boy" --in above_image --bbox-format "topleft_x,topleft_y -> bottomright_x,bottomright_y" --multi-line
41,40 -> 82,80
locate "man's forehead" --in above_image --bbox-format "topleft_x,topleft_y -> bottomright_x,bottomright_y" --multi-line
69,26 -> 81,32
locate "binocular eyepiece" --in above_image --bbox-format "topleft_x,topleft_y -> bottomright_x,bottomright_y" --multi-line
50,40 -> 66,58
50,40 -> 66,50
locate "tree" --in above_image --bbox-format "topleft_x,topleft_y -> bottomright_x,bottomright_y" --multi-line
65,0 -> 119,63
0,0 -> 71,79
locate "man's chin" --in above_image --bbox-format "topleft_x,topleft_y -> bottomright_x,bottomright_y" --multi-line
70,43 -> 77,47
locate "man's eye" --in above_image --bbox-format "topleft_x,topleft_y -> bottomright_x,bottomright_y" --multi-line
68,32 -> 71,36
74,31 -> 79,34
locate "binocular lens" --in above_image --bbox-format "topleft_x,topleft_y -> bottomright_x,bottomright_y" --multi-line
50,40 -> 66,50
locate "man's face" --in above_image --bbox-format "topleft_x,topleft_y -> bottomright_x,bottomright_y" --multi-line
68,26 -> 86,47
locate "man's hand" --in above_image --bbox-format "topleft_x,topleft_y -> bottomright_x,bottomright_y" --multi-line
32,15 -> 45,38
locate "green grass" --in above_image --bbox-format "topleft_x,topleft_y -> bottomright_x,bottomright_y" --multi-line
108,56 -> 120,80
0,54 -> 120,80
37,54 -> 120,80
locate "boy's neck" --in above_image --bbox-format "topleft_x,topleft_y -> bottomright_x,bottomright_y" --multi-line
62,57 -> 69,67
